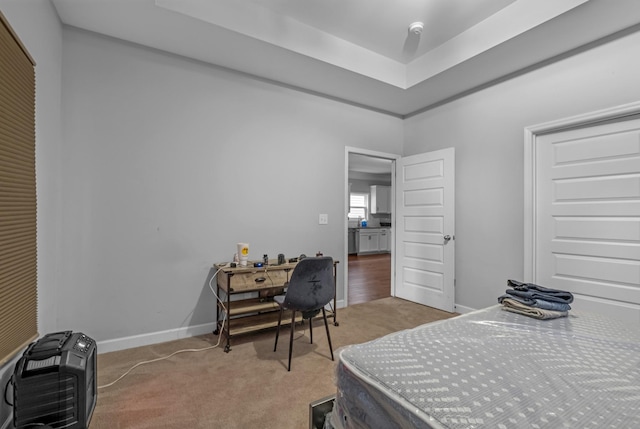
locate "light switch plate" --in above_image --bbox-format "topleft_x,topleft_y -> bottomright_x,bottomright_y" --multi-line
319,213 -> 328,225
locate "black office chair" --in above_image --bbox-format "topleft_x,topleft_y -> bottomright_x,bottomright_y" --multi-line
273,256 -> 335,371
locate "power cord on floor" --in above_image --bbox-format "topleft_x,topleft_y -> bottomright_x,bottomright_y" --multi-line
97,268 -> 227,390
96,264 -> 326,388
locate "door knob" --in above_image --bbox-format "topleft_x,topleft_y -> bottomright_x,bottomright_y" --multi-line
443,235 -> 452,244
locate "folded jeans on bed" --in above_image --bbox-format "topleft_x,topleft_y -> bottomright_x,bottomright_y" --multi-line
500,292 -> 572,311
507,279 -> 574,303
500,297 -> 568,320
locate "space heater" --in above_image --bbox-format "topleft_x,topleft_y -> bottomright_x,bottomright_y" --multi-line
12,331 -> 97,429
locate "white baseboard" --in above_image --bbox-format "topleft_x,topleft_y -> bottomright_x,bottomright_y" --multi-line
97,322 -> 217,354
97,298 -> 346,355
453,303 -> 477,314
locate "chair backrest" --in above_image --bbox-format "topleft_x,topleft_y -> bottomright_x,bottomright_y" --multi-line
283,257 -> 334,312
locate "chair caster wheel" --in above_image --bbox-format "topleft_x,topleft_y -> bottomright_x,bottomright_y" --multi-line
334,321 -> 339,326
213,329 -> 220,335
224,344 -> 231,353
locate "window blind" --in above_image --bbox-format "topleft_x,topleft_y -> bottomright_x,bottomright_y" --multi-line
348,193 -> 368,219
0,10 -> 37,366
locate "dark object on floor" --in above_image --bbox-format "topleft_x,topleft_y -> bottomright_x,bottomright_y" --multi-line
309,395 -> 335,429
12,331 -> 96,429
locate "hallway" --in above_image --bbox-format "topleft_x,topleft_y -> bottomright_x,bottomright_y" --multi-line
348,253 -> 391,305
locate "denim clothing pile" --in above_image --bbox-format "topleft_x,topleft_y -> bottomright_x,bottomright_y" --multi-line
498,279 -> 574,320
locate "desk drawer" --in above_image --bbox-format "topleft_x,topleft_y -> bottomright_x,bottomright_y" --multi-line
219,269 -> 289,292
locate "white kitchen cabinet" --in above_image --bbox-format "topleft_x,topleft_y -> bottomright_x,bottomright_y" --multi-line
358,228 -> 391,254
379,228 -> 390,252
370,185 -> 391,214
358,230 -> 380,254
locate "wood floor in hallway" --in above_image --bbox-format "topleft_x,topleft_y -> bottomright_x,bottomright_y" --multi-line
348,253 -> 391,305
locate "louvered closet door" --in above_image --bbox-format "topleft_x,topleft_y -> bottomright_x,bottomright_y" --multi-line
536,116 -> 640,322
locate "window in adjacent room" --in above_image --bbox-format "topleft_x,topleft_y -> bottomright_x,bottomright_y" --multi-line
0,11 -> 38,366
348,192 -> 368,220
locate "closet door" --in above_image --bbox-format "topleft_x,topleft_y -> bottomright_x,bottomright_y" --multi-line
533,115 -> 640,322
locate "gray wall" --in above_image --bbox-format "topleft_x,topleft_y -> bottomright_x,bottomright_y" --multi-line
349,177 -> 392,193
58,28 -> 403,348
404,27 -> 640,311
2,0 -> 640,364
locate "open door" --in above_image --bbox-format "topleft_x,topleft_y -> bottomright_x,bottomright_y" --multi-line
395,148 -> 455,312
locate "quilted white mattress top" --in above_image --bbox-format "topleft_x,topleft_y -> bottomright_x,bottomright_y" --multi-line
334,305 -> 640,428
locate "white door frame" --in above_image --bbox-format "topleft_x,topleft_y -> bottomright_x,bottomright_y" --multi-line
524,101 -> 640,282
344,147 -> 401,308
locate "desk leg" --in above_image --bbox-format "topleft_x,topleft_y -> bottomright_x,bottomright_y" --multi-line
213,281 -> 221,336
333,263 -> 339,326
212,281 -> 232,352
224,285 -> 232,352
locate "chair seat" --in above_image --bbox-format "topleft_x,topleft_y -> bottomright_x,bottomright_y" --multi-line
274,294 -> 321,318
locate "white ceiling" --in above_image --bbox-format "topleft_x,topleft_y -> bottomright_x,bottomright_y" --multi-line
51,0 -> 640,117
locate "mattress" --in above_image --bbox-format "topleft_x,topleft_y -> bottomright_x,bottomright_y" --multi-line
331,305 -> 640,429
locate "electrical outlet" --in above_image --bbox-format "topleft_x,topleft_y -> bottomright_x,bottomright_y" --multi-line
319,213 -> 328,225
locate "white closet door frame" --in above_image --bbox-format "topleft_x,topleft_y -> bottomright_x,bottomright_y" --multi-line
524,101 -> 640,281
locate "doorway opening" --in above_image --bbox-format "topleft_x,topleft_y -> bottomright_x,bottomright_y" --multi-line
348,253 -> 392,305
344,147 -> 399,307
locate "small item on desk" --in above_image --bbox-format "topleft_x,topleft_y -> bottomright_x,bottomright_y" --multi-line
316,251 -> 323,257
237,242 -> 249,267
230,262 -> 236,268
288,257 -> 298,263
277,253 -> 285,265
254,262 -> 263,267
263,254 -> 269,265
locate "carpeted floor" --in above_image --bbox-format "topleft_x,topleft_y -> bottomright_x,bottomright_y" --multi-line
91,298 -> 457,429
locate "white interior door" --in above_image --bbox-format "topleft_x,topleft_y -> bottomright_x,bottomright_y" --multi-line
535,116 -> 640,322
395,148 -> 455,312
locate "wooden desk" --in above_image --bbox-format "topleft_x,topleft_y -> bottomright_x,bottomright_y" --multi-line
213,259 -> 339,352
